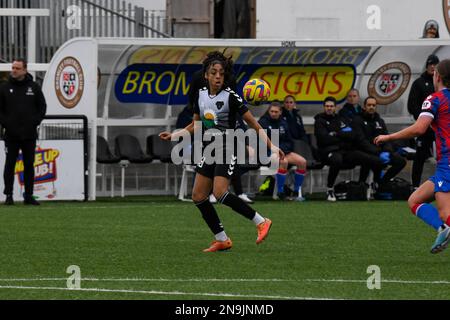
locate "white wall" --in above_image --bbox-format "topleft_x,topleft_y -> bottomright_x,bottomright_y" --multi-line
257,0 -> 448,40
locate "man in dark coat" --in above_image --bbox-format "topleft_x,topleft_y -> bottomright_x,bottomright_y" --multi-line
407,54 -> 439,189
314,96 -> 382,201
338,88 -> 363,123
0,59 -> 47,205
352,96 -> 406,186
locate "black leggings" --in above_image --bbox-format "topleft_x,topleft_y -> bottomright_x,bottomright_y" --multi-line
3,139 -> 36,196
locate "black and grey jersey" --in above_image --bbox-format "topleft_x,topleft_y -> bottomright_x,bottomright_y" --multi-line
193,87 -> 248,132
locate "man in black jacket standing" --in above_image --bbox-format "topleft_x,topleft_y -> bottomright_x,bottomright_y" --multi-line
353,96 -> 406,186
407,54 -> 439,190
0,59 -> 47,205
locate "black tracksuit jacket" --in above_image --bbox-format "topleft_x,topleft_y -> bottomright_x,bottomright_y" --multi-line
351,112 -> 394,155
314,112 -> 355,159
0,73 -> 47,141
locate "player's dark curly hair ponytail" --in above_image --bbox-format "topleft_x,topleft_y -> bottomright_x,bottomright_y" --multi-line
202,50 -> 234,82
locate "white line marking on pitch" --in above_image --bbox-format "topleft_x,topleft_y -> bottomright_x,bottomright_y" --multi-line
304,279 -> 450,285
0,278 -> 449,285
0,278 -> 290,282
0,285 -> 338,300
29,204 -> 182,210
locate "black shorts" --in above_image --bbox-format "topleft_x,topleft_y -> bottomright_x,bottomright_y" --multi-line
195,149 -> 237,179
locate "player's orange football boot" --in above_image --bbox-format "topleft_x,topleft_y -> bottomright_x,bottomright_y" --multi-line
256,218 -> 272,244
202,238 -> 233,252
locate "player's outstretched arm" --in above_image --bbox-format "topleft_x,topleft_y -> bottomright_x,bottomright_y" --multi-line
242,110 -> 285,160
159,114 -> 200,141
374,115 -> 432,146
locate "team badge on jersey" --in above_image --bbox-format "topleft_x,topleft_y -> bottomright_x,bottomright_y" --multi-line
216,101 -> 224,110
422,100 -> 432,110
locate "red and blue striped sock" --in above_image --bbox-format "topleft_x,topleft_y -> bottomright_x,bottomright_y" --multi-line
294,169 -> 306,193
276,169 -> 287,194
411,203 -> 442,230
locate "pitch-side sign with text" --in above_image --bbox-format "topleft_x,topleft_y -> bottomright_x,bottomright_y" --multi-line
115,46 -> 368,105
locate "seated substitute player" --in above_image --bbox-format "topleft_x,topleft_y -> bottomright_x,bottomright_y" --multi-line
375,59 -> 450,254
259,101 -> 307,201
160,52 -> 283,252
352,96 -> 406,187
281,95 -> 309,143
314,96 -> 382,201
338,88 -> 363,123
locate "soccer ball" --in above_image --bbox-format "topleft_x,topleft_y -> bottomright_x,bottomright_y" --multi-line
242,78 -> 271,105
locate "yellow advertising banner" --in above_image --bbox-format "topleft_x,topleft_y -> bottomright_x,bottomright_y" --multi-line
247,65 -> 355,102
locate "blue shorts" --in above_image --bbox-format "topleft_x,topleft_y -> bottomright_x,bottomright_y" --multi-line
428,168 -> 450,193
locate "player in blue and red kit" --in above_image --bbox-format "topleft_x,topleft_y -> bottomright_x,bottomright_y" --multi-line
375,59 -> 450,254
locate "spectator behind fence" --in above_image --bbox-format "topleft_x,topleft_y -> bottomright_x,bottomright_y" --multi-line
407,54 -> 439,190
281,95 -> 309,143
422,19 -> 439,38
338,88 -> 363,123
0,58 -> 47,205
352,96 -> 406,188
314,96 -> 382,201
259,101 -> 307,201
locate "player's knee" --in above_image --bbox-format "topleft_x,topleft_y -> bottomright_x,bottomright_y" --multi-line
434,201 -> 449,220
408,201 -> 417,214
192,191 -> 208,203
298,157 -> 307,169
191,193 -> 201,202
438,211 -> 448,221
212,188 -> 227,200
279,159 -> 288,169
407,193 -> 416,206
407,194 -> 421,214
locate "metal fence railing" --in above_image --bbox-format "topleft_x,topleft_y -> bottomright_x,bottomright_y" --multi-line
0,0 -> 170,63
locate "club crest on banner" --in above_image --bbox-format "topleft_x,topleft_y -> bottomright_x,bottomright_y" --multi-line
444,0 -> 450,34
55,56 -> 84,109
367,62 -> 411,105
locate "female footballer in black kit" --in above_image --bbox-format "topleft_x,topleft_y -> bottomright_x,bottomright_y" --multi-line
160,52 -> 284,252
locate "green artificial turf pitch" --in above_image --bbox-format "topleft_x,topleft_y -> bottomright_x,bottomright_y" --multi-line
0,196 -> 448,300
